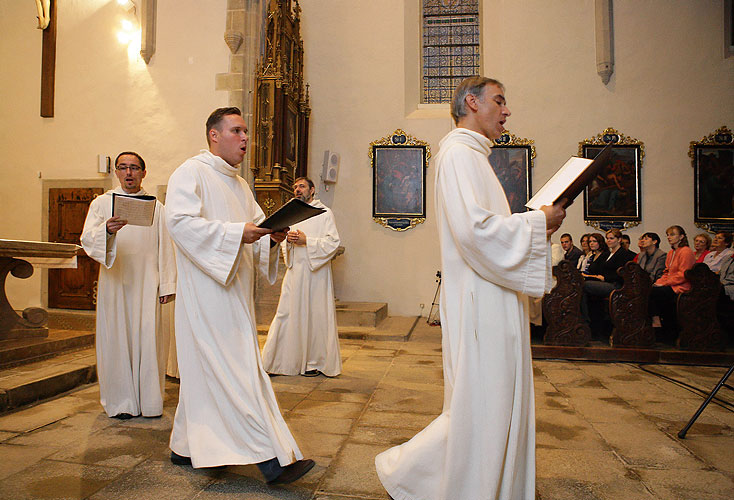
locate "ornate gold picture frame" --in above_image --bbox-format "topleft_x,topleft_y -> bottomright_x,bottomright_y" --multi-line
579,127 -> 644,230
690,125 -> 734,232
369,129 -> 431,231
489,130 -> 535,214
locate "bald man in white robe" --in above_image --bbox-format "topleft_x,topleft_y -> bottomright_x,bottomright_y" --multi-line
375,77 -> 566,500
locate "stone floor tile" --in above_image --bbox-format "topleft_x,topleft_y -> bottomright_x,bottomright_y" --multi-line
0,443 -> 57,480
536,476 -> 655,500
382,364 -> 443,384
676,434 -> 734,474
285,414 -> 355,436
367,385 -> 442,415
290,400 -> 364,419
567,395 -> 643,423
592,421 -> 705,469
536,449 -> 629,483
318,442 -> 390,498
87,458 -> 220,499
0,430 -> 18,441
357,410 -> 436,431
349,425 -> 417,446
7,409 -> 116,447
275,391 -> 307,411
0,396 -> 99,432
291,430 -> 348,459
316,375 -> 381,395
535,409 -> 609,450
46,425 -> 171,469
636,468 -> 734,500
0,460 -> 124,500
307,389 -> 370,404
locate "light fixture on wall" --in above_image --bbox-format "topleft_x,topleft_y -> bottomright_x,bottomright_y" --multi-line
115,0 -> 157,64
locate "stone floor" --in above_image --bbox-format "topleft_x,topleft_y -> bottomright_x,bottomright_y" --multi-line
0,321 -> 732,500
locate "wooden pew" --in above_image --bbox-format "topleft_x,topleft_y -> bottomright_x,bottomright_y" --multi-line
609,262 -> 655,347
678,263 -> 725,351
542,261 -> 591,346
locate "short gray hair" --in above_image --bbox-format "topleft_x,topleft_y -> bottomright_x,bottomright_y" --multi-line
450,76 -> 504,125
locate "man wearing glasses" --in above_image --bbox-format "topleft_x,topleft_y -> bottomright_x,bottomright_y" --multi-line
81,151 -> 176,420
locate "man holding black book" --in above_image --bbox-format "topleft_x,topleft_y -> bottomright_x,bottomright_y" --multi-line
262,176 -> 342,377
80,152 -> 176,420
165,107 -> 314,484
375,77 -> 566,500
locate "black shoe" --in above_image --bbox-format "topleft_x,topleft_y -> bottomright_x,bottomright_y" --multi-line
170,451 -> 192,466
111,413 -> 134,420
267,459 -> 315,484
302,370 -> 320,377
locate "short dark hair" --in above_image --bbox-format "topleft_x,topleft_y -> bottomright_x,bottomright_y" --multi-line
621,234 -> 631,243
643,232 -> 661,248
205,107 -> 242,145
560,233 -> 572,241
294,176 -> 315,190
115,151 -> 146,171
450,76 -> 504,125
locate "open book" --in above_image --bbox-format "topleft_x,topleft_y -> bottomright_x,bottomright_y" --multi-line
258,198 -> 326,232
526,144 -> 613,210
112,193 -> 157,226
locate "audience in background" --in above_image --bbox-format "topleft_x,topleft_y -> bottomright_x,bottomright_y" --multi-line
560,233 -> 584,267
582,233 -> 608,279
635,232 -> 667,282
577,233 -> 594,272
693,233 -> 712,263
620,234 -> 635,256
649,225 -> 696,343
702,232 -> 734,273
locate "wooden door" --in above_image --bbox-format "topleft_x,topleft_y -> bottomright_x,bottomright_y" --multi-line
48,187 -> 103,309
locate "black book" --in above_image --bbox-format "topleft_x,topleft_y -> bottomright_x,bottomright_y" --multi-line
258,198 -> 326,232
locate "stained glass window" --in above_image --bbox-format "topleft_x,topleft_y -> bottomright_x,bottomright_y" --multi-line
422,0 -> 480,104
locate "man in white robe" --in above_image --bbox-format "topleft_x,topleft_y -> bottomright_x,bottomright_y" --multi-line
262,176 -> 342,377
375,77 -> 566,500
81,151 -> 176,419
165,107 -> 314,484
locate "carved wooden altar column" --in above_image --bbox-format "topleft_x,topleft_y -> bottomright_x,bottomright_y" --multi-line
251,0 -> 311,216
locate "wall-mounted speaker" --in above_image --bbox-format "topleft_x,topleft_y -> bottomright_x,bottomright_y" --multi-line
322,150 -> 340,184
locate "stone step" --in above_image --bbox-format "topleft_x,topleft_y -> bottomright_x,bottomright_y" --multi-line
0,329 -> 95,370
47,309 -> 96,332
0,347 -> 97,414
257,315 -> 421,342
335,301 -> 388,327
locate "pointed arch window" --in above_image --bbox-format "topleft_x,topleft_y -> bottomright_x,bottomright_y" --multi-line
422,0 -> 481,104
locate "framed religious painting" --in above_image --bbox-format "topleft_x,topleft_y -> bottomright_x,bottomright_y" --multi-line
690,125 -> 734,232
370,129 -> 431,231
284,104 -> 298,168
489,131 -> 535,214
580,128 -> 644,230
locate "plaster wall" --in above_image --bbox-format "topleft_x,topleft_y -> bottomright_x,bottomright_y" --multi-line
300,0 -> 734,316
0,0 -> 229,308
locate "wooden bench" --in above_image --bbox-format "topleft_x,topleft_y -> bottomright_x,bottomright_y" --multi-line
609,262 -> 655,347
542,260 -> 591,346
678,263 -> 726,351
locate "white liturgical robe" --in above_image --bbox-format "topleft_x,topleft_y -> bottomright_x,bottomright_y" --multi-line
375,128 -> 552,500
80,187 -> 176,417
262,200 -> 341,376
165,150 -> 302,469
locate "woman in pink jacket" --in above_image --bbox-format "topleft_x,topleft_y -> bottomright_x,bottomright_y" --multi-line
650,225 -> 696,343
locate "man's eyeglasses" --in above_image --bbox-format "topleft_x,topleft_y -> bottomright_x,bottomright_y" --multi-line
115,165 -> 143,172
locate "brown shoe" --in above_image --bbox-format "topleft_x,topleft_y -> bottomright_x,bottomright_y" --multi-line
267,459 -> 315,484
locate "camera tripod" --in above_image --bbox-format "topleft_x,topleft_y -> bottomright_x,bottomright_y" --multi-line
678,363 -> 734,439
427,271 -> 441,326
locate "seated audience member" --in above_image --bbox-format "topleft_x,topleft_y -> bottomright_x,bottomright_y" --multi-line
702,231 -> 734,273
720,254 -> 734,301
582,229 -> 636,328
620,234 -> 635,256
577,233 -> 593,272
582,233 -> 609,278
693,232 -> 712,263
560,233 -> 584,267
636,232 -> 667,282
649,225 -> 696,343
